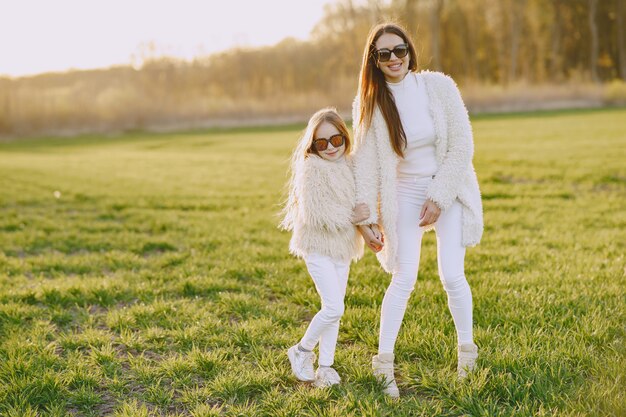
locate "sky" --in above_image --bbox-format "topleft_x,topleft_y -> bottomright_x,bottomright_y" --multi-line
0,0 -> 333,77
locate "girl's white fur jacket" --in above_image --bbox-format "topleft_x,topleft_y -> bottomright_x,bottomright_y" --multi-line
352,70 -> 484,273
284,154 -> 364,263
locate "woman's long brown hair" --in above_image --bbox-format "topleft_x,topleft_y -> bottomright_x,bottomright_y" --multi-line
358,23 -> 418,158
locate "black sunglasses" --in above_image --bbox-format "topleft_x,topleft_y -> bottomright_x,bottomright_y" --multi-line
374,43 -> 409,62
312,134 -> 345,152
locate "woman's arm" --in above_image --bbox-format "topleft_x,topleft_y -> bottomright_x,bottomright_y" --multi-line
351,95 -> 379,225
426,75 -> 474,212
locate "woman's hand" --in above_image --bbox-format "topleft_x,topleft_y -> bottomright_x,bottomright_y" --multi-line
358,224 -> 384,253
419,199 -> 441,227
352,203 -> 370,224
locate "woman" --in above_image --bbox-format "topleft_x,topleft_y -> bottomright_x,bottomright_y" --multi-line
351,23 -> 484,398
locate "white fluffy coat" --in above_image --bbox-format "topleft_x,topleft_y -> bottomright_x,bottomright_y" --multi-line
351,71 -> 484,273
287,155 -> 364,263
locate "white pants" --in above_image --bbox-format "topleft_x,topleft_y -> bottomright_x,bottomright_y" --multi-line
379,176 -> 474,354
299,253 -> 350,367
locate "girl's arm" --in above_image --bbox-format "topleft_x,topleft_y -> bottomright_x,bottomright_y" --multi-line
351,95 -> 379,225
351,203 -> 370,224
426,75 -> 474,211
296,161 -> 354,231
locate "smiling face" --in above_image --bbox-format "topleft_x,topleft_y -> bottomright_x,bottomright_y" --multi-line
375,32 -> 410,83
314,121 -> 346,162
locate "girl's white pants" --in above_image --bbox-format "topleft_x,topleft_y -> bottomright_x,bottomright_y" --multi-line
379,175 -> 474,354
299,253 -> 349,367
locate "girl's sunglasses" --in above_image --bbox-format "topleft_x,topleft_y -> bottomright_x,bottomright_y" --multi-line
374,43 -> 409,62
313,134 -> 345,152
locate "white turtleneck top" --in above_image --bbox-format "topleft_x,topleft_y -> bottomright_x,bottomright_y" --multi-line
386,72 -> 438,178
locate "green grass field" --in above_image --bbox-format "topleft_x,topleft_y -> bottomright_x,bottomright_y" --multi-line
0,108 -> 624,416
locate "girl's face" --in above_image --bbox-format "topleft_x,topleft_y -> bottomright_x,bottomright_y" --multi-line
374,33 -> 410,83
313,121 -> 346,162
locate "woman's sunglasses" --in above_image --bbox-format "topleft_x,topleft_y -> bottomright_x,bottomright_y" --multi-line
312,134 -> 345,152
374,43 -> 409,62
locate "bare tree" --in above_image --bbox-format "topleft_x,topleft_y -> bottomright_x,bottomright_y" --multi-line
484,0 -> 508,83
549,0 -> 563,80
509,0 -> 528,83
588,0 -> 599,82
430,0 -> 445,71
404,0 -> 419,38
368,0 -> 384,23
618,0 -> 626,80
338,0 -> 363,71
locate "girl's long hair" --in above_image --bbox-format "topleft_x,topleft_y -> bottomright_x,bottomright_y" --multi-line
279,108 -> 351,231
357,23 -> 418,158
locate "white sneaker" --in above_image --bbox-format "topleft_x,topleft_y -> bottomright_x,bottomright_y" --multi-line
287,344 -> 315,382
313,366 -> 341,388
372,353 -> 400,398
457,343 -> 478,379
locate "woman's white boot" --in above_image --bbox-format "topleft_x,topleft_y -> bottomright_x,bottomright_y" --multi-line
314,366 -> 341,387
457,343 -> 478,379
372,353 -> 400,398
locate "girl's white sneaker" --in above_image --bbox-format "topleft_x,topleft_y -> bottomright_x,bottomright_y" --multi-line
457,343 -> 478,379
287,344 -> 316,382
313,367 -> 341,387
372,353 -> 400,398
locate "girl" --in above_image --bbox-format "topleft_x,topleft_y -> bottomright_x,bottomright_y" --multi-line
280,108 -> 367,388
352,23 -> 484,397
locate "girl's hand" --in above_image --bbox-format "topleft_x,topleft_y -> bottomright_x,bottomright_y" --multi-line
369,223 -> 384,243
419,199 -> 441,227
351,203 -> 370,224
358,224 -> 384,253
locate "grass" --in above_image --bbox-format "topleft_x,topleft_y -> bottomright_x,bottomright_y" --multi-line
0,108 -> 624,416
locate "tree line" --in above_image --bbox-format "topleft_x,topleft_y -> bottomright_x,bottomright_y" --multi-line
1,0 -> 624,137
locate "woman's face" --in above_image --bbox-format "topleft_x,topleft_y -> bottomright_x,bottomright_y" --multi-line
314,121 -> 346,162
374,33 -> 410,83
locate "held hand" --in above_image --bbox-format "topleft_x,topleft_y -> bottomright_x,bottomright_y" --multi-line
357,224 -> 384,253
419,199 -> 441,227
351,203 -> 370,224
369,223 -> 384,243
